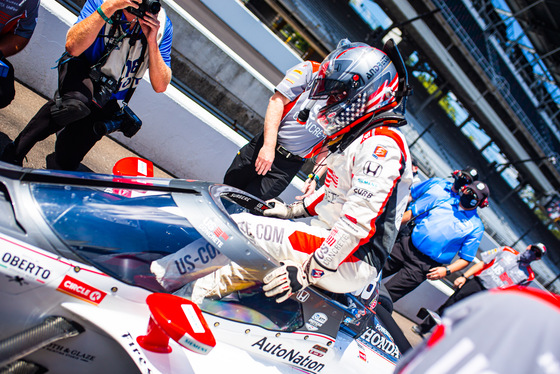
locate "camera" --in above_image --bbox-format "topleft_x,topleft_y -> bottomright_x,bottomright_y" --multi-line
90,66 -> 119,107
127,0 -> 161,18
94,104 -> 142,138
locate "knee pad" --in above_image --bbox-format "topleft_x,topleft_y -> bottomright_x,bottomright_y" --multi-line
51,98 -> 91,127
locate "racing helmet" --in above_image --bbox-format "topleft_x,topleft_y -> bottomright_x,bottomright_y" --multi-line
452,166 -> 479,191
459,181 -> 490,209
308,40 -> 399,137
530,243 -> 547,259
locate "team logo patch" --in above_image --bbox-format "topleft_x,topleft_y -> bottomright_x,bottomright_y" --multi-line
306,312 -> 328,331
373,146 -> 387,158
310,269 -> 325,278
363,161 -> 383,177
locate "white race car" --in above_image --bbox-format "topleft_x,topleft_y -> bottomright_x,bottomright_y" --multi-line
0,161 -> 405,374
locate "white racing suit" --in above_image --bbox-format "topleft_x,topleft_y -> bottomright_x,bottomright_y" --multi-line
189,125 -> 412,302
236,125 -> 412,294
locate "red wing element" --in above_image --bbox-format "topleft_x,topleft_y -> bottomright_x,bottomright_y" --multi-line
113,157 -> 154,177
137,293 -> 216,355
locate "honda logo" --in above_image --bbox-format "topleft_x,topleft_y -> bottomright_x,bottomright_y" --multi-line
363,161 -> 383,177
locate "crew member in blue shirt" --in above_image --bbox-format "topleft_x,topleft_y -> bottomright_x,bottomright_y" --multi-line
382,180 -> 489,302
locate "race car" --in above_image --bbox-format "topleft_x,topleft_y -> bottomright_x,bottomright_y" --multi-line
0,161 -> 404,374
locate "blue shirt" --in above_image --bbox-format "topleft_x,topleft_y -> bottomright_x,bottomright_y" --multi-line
409,192 -> 484,264
77,0 -> 173,100
410,178 -> 456,203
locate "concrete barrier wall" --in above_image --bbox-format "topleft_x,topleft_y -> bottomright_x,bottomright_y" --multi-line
8,0 -> 305,202
199,0 -> 302,73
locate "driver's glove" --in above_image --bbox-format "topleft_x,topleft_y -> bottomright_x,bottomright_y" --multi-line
263,199 -> 310,219
263,256 -> 332,303
263,260 -> 309,303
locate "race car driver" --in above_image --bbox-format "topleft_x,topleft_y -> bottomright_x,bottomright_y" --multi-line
192,39 -> 413,304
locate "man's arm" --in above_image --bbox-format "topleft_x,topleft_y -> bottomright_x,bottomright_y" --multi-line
65,0 -> 139,57
0,34 -> 30,57
255,91 -> 290,176
426,258 -> 470,280
453,261 -> 485,288
138,12 -> 171,92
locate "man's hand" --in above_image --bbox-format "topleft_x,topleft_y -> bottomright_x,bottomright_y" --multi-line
263,260 -> 309,303
426,266 -> 447,280
255,146 -> 274,175
296,178 -> 317,200
263,199 -> 309,219
454,276 -> 467,289
137,11 -> 160,44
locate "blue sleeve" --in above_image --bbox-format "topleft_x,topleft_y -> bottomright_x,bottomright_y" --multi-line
410,179 -> 435,201
458,222 -> 484,261
158,16 -> 173,67
77,0 -> 103,23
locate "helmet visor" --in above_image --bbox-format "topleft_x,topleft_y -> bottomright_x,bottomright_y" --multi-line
309,78 -> 350,100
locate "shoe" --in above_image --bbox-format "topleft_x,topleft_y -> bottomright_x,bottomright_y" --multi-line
0,142 -> 23,167
411,324 -> 425,336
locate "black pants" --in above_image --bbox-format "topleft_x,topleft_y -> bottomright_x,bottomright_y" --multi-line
382,234 -> 441,302
223,131 -> 304,200
416,277 -> 486,333
11,57 -> 118,170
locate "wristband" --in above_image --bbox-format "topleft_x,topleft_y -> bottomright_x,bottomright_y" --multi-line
308,174 -> 320,183
445,266 -> 451,276
97,7 -> 113,24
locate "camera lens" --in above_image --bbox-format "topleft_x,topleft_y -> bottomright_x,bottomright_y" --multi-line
93,118 -> 121,136
146,0 -> 161,14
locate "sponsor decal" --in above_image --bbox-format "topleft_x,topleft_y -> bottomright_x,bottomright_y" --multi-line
361,130 -> 373,143
353,188 -> 374,199
237,221 -> 284,244
309,344 -> 328,357
200,218 -> 230,248
365,55 -> 390,80
306,312 -> 328,331
45,343 -> 96,363
356,177 -> 377,188
251,337 -> 325,373
344,214 -> 357,224
363,161 -> 383,177
305,121 -> 325,138
121,332 -> 157,372
173,243 -> 223,275
310,269 -> 325,279
358,324 -> 400,363
325,190 -> 340,203
6,275 -> 28,286
56,275 -> 107,305
373,146 -> 387,158
296,290 -> 310,303
359,350 -> 367,361
315,229 -> 350,267
325,169 -> 339,188
1,251 -> 52,282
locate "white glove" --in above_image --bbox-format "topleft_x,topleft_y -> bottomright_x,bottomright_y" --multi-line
263,199 -> 310,219
262,260 -> 310,303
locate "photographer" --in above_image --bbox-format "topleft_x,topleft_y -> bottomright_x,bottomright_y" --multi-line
1,0 -> 172,169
